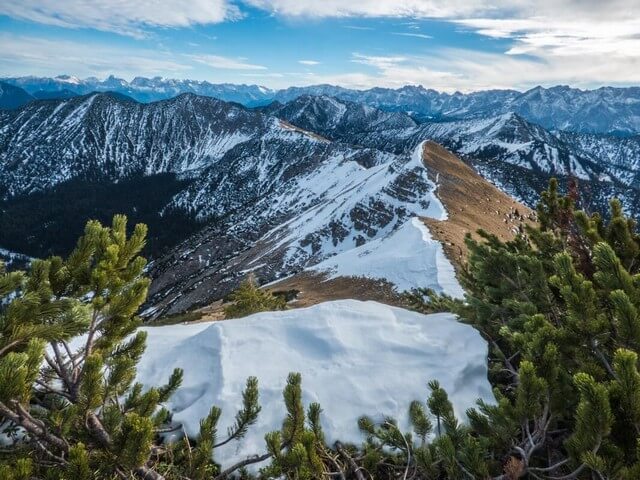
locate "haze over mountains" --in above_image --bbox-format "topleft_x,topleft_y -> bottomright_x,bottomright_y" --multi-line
1,75 -> 640,317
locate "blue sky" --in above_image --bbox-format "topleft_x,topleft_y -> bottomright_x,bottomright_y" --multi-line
0,1 -> 638,91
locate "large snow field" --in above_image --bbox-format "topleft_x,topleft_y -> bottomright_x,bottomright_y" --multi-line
310,217 -> 464,297
136,300 -> 493,468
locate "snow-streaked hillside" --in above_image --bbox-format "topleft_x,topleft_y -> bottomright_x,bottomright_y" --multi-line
136,300 -> 494,468
309,218 -> 463,297
413,113 -> 603,180
274,84 -> 640,136
0,92 -> 460,315
5,76 -> 640,135
266,97 -> 605,181
267,95 -> 640,216
146,141 -> 452,316
0,93 -> 278,198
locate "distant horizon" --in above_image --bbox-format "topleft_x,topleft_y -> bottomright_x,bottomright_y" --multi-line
3,73 -> 639,96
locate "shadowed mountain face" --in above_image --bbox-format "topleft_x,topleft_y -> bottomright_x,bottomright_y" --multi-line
0,82 -> 34,110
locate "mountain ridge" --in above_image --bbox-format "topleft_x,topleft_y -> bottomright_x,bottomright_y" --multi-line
3,75 -> 640,135
2,89 -> 640,317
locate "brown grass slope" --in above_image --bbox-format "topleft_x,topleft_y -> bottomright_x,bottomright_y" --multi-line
420,141 -> 533,272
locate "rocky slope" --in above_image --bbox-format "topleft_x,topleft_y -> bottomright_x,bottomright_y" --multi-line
0,93 -> 447,317
144,140 -> 444,317
273,85 -> 640,136
2,91 -> 639,317
266,95 -> 640,217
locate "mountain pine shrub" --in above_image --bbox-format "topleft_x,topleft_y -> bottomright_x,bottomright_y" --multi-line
4,177 -> 640,480
400,178 -> 640,478
223,276 -> 287,319
0,215 -> 323,479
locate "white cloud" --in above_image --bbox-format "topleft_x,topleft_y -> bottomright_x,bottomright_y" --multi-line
456,17 -> 640,58
0,34 -> 194,78
243,0 -> 640,23
290,49 -> 640,92
299,60 -> 321,66
392,32 -> 432,39
242,0 -> 493,19
352,54 -> 409,70
188,54 -> 267,70
244,0 -> 640,81
344,25 -> 374,31
2,1 -> 638,90
0,0 -> 239,37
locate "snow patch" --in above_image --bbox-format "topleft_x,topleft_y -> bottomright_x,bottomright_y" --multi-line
136,300 -> 493,468
310,218 -> 464,297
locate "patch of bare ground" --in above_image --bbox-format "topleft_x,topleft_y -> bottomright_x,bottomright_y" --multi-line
279,120 -> 331,142
267,272 -> 403,308
420,141 -> 534,272
188,273 -> 403,323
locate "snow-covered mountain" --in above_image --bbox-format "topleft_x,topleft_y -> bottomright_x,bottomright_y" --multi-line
2,75 -> 274,106
2,90 -> 639,314
273,85 -> 520,122
0,93 -> 456,316
145,139 -> 449,316
266,95 -> 640,216
0,92 -> 281,198
273,84 -> 640,136
4,76 -> 640,135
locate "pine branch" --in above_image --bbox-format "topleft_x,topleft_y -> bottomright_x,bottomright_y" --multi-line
34,379 -> 73,400
489,337 -> 520,384
0,339 -> 23,357
0,400 -> 69,453
213,452 -> 273,480
336,442 -> 366,480
591,342 -> 617,380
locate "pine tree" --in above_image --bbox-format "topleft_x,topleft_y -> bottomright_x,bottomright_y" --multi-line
0,215 -> 182,479
399,179 -> 640,478
224,276 -> 287,319
262,373 -> 326,479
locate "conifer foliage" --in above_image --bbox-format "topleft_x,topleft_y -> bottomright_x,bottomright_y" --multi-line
0,215 -> 325,479
4,178 -> 640,479
223,276 -> 287,319
0,215 -> 181,479
401,178 -> 640,479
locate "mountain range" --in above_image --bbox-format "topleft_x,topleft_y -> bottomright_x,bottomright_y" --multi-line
3,75 -> 640,136
1,78 -> 640,317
